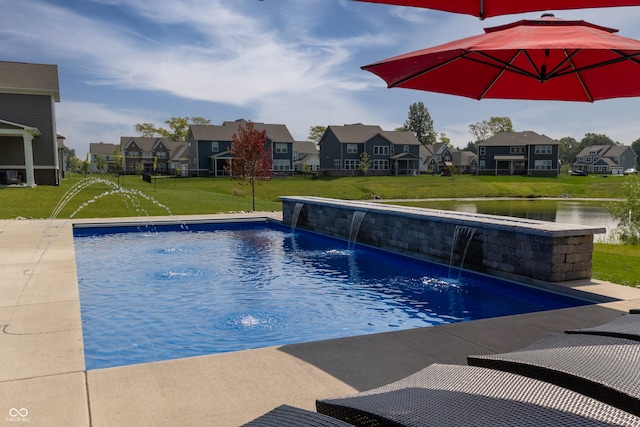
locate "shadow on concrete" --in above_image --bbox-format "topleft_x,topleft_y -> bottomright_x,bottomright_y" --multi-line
278,304 -> 624,391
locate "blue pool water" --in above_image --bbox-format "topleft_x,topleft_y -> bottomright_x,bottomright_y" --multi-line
74,221 -> 591,370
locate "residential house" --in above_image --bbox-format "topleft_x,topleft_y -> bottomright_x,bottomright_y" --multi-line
169,142 -> 189,176
319,124 -> 421,175
572,145 -> 637,175
293,141 -> 320,173
0,61 -> 61,186
452,150 -> 478,174
89,142 -> 119,173
421,143 -> 477,175
477,131 -> 560,176
120,137 -> 180,175
187,119 -> 295,177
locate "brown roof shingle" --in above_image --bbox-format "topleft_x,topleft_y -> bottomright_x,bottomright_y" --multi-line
0,61 -> 60,101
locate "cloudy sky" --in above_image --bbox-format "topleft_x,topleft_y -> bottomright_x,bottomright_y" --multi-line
2,0 -> 640,158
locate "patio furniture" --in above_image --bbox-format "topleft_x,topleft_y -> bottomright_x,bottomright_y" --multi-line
242,405 -> 355,427
5,170 -> 20,185
468,333 -> 640,416
316,363 -> 640,426
566,312 -> 640,341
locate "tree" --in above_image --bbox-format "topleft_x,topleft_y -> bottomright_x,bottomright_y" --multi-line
438,133 -> 451,146
400,102 -> 436,146
609,176 -> 640,244
134,116 -> 212,141
94,156 -> 107,173
462,141 -> 477,153
61,146 -> 76,171
359,152 -> 372,175
112,145 -> 123,176
225,121 -> 273,212
468,117 -> 514,143
67,156 -> 83,173
632,137 -> 640,168
580,133 -> 617,147
308,125 -> 327,145
558,136 -> 579,170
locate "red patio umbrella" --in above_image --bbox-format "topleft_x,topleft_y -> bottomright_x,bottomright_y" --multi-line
361,15 -> 640,102
355,0 -> 640,19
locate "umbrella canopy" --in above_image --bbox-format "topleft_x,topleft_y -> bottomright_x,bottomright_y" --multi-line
361,15 -> 640,102
355,0 -> 640,19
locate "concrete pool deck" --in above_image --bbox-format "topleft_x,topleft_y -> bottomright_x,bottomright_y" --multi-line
1,213 -> 640,426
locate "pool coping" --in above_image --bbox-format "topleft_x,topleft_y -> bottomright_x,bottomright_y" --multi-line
1,213 -> 640,426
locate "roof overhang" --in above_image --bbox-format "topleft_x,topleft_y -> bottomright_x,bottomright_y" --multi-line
494,155 -> 526,161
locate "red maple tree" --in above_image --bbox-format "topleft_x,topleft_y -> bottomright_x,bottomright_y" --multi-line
225,121 -> 273,211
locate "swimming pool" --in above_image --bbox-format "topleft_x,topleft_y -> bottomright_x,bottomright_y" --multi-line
74,220 -> 591,370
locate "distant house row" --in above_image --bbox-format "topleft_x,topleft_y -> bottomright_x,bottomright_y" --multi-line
89,120 -> 638,179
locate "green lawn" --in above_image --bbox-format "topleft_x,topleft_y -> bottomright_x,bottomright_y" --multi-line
1,172 -> 636,286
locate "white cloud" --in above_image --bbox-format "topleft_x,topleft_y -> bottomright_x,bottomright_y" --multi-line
56,102 -> 159,157
3,0 -> 640,158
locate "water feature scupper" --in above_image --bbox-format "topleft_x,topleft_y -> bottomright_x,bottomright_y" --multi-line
290,202 -> 304,234
448,225 -> 477,280
348,211 -> 367,252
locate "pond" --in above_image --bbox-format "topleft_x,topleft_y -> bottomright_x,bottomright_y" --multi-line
389,199 -> 619,243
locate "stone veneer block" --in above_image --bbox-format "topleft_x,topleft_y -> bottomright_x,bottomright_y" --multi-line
280,197 -> 606,283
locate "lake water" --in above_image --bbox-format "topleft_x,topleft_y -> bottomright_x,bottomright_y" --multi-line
391,199 -> 619,243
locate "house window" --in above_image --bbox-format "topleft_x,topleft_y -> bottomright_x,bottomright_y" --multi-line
156,152 -> 166,159
403,145 -> 410,153
535,145 -> 553,155
373,160 -> 389,170
273,159 -> 290,170
510,146 -> 525,154
143,151 -> 153,158
211,142 -> 219,152
275,143 -> 288,153
390,145 -> 395,155
334,159 -> 341,169
346,144 -> 358,154
534,160 -> 553,170
479,160 -> 486,170
373,146 -> 389,155
128,151 -> 138,157
157,162 -> 166,171
479,147 -> 486,155
344,159 -> 360,170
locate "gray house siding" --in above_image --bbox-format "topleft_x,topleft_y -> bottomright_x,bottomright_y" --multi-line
530,144 -> 559,176
0,133 -> 24,163
478,132 -> 559,177
272,141 -> 293,171
319,130 -> 342,170
207,140 -> 233,176
0,93 -> 58,185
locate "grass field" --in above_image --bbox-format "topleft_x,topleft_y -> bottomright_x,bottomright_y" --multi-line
1,172 -> 637,286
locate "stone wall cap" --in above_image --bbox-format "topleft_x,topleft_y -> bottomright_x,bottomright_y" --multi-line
279,196 -> 606,237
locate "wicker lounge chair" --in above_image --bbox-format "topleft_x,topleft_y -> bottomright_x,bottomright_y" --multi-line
468,333 -> 640,416
566,313 -> 640,341
242,405 -> 355,427
316,363 -> 640,426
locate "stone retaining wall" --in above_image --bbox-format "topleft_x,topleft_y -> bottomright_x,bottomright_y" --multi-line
280,196 -> 606,282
